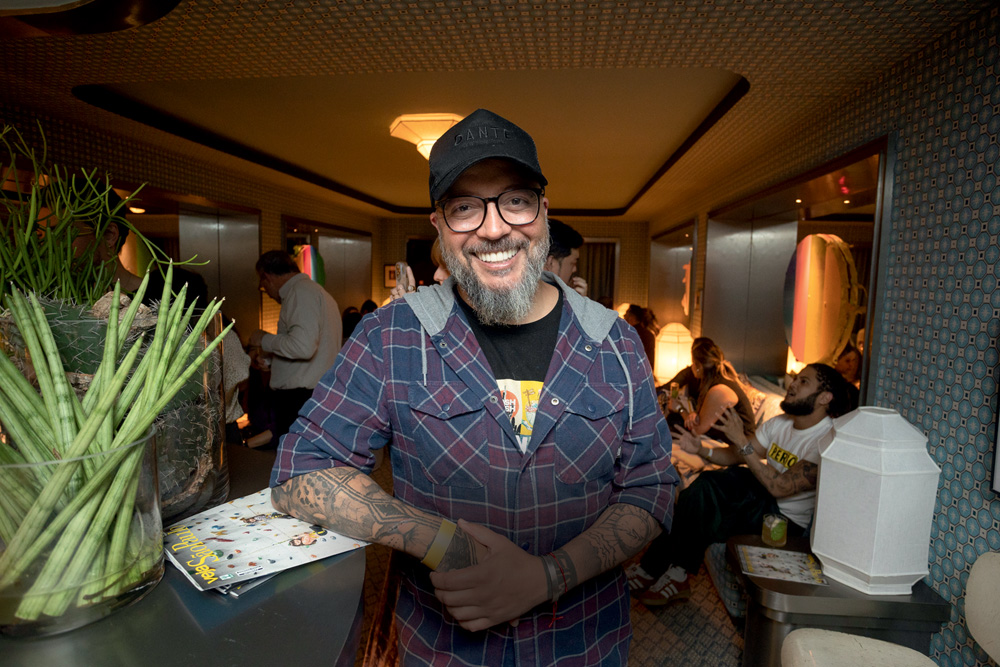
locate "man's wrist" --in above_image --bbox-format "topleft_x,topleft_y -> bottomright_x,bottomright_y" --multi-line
739,441 -> 755,457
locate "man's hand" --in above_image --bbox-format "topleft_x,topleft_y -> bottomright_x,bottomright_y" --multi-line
683,409 -> 700,431
671,424 -> 702,455
569,276 -> 588,297
714,407 -> 748,447
430,520 -> 549,632
249,328 -> 266,348
388,265 -> 417,301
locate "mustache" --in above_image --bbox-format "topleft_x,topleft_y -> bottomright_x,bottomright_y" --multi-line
464,238 -> 528,256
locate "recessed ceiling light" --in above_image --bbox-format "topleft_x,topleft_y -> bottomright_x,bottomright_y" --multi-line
795,198 -> 802,204
843,199 -> 850,204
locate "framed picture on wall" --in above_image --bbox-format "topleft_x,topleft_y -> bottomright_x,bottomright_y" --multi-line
384,264 -> 397,288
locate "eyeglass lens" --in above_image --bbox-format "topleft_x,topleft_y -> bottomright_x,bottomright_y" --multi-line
440,189 -> 540,232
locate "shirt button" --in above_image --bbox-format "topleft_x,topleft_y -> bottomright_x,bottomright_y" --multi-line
490,396 -> 498,403
439,341 -> 447,348
550,398 -> 560,406
585,344 -> 593,352
521,542 -> 530,549
442,404 -> 450,411
587,404 -> 595,413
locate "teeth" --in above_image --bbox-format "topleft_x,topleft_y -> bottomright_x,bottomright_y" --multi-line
478,249 -> 517,263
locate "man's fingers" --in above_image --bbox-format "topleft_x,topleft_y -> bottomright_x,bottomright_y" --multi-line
456,518 -> 502,548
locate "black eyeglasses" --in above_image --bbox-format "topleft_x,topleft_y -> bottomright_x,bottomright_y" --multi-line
435,188 -> 543,233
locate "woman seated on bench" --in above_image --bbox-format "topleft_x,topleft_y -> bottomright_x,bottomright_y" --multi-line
666,337 -> 756,446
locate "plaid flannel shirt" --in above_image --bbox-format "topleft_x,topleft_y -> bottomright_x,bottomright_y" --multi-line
273,277 -> 678,666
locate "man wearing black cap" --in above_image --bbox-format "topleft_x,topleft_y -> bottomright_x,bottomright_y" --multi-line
271,109 -> 677,665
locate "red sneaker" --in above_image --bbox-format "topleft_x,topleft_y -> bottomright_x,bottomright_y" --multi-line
638,566 -> 691,607
625,562 -> 656,595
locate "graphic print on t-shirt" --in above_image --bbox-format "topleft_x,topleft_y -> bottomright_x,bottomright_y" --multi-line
497,378 -> 544,453
767,442 -> 799,469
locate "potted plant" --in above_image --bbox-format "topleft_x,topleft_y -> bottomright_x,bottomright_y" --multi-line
0,123 -> 231,636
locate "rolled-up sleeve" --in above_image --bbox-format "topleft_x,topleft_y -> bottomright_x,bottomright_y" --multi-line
271,312 -> 391,486
609,327 -> 679,532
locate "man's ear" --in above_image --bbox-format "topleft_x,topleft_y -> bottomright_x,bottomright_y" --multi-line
816,390 -> 834,409
102,223 -> 120,249
429,211 -> 441,232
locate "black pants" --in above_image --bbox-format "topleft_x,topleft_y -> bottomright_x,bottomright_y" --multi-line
272,387 -> 315,446
640,466 -> 806,578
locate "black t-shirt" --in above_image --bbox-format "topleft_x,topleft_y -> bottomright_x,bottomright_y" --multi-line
457,288 -> 563,451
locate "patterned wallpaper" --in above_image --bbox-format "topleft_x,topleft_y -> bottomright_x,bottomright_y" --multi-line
799,10 -> 998,666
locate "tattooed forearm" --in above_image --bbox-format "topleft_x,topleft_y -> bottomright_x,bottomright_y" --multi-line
744,457 -> 818,499
435,528 -> 480,572
581,504 -> 661,570
272,468 -> 441,558
550,504 -> 661,597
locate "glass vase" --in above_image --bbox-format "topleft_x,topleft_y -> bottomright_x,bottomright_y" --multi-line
0,430 -> 164,638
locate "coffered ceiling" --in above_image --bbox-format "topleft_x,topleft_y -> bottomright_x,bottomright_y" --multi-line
0,0 -> 992,224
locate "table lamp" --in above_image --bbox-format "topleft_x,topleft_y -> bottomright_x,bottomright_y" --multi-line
810,407 -> 941,595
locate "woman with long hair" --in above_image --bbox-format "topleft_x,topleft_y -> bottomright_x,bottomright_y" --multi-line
674,337 -> 755,445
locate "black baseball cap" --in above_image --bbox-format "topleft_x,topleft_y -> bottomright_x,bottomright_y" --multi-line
428,108 -> 547,205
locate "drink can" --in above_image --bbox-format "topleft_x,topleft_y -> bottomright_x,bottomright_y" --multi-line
762,513 -> 787,547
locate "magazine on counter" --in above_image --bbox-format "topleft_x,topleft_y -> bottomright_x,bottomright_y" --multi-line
736,544 -> 828,585
163,488 -> 367,593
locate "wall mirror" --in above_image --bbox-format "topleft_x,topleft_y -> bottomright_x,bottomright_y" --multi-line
703,137 -> 893,403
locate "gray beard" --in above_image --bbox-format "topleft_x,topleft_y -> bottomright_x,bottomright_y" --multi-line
442,227 -> 551,326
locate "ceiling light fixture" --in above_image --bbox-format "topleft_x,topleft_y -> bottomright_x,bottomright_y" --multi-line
389,113 -> 464,159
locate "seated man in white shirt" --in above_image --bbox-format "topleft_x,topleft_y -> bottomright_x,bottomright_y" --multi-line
627,363 -> 852,606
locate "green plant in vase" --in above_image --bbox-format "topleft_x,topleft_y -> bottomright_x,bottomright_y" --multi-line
1,122 -> 229,524
0,267 -> 231,634
0,124 -> 232,634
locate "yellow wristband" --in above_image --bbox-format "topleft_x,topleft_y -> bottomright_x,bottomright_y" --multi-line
421,519 -> 457,570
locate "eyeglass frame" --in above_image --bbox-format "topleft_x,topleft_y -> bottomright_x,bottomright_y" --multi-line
434,187 -> 545,233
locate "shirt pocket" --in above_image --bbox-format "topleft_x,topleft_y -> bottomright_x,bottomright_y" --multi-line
407,383 -> 489,488
552,384 -> 626,484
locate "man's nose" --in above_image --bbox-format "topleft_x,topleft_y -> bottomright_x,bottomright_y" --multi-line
478,201 -> 510,239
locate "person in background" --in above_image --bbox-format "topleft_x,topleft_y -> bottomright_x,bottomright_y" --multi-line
628,363 -> 852,606
388,238 -> 451,303
270,108 -> 677,665
341,306 -> 362,340
544,218 -> 588,296
834,343 -> 862,409
668,337 -> 755,447
249,250 -> 342,446
624,304 -> 657,370
359,299 -> 378,316
220,316 -> 253,445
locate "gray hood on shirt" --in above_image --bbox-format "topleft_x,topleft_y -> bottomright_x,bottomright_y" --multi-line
403,271 -> 620,343
403,271 -> 636,428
